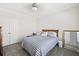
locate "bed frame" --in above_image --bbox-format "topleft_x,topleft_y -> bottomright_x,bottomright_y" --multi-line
42,29 -> 59,37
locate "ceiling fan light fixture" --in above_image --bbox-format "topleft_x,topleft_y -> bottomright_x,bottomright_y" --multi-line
32,3 -> 38,11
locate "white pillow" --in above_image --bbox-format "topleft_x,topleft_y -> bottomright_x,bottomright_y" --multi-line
47,32 -> 57,37
41,32 -> 48,36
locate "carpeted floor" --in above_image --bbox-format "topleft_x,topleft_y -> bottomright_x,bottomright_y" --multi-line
3,43 -> 79,56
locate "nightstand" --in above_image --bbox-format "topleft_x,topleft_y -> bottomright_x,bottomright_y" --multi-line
58,40 -> 63,48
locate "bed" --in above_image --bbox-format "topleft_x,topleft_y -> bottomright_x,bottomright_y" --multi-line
22,29 -> 59,56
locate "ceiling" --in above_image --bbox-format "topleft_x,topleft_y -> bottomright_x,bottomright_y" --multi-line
0,3 -> 79,17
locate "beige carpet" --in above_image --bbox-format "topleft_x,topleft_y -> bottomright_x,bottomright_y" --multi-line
3,43 -> 79,56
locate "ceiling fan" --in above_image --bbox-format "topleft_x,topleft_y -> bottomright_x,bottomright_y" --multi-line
32,3 -> 38,11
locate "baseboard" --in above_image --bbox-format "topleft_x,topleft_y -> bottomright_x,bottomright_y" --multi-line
3,41 -> 21,47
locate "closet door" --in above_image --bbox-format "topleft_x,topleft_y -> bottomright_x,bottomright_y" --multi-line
0,27 -> 3,56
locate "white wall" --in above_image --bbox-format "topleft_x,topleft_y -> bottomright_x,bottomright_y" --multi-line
36,6 -> 79,40
18,15 -> 36,41
0,8 -> 36,46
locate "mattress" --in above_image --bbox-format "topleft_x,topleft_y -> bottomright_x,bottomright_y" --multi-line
22,35 -> 59,56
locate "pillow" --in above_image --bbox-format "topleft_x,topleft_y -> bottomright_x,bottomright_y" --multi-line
47,32 -> 57,37
41,32 -> 48,36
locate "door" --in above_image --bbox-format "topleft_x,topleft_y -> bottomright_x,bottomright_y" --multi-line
0,27 -> 3,56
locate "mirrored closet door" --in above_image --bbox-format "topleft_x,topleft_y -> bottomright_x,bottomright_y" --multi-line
63,30 -> 79,52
